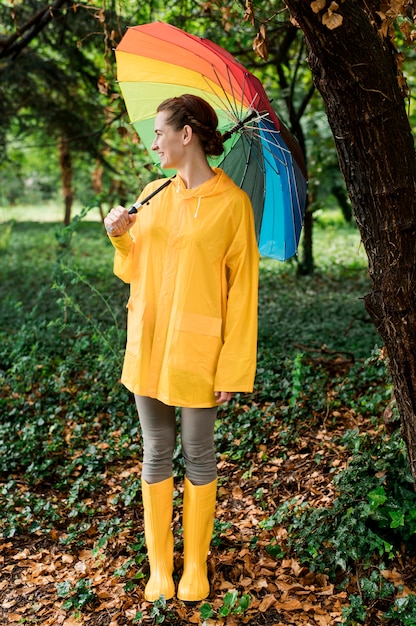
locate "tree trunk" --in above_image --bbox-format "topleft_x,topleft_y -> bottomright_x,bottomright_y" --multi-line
58,136 -> 73,226
298,208 -> 314,275
285,0 -> 416,481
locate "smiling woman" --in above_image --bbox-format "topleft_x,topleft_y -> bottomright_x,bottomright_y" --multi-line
104,94 -> 259,604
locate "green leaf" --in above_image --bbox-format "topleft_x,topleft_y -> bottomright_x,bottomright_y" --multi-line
56,580 -> 71,598
367,486 -> 387,509
200,603 -> 214,619
389,510 -> 405,528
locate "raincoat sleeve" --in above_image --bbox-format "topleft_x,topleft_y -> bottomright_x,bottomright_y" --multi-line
214,196 -> 259,392
109,232 -> 136,284
108,181 -> 161,284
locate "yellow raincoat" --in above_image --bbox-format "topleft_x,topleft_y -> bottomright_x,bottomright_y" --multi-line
110,167 -> 259,408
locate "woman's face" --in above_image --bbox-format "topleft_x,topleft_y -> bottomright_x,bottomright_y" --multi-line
151,110 -> 186,170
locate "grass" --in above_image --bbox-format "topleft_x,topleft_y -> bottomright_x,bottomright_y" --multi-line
0,199 -> 102,223
0,204 -> 378,358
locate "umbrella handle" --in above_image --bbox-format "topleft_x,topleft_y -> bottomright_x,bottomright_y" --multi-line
221,109 -> 258,142
128,177 -> 175,214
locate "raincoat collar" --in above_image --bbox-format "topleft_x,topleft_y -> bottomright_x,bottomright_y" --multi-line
174,167 -> 224,199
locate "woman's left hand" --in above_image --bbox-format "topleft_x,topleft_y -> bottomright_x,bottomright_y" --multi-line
104,205 -> 136,237
214,392 -> 234,404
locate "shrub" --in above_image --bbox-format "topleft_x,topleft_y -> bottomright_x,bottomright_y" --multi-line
263,429 -> 416,577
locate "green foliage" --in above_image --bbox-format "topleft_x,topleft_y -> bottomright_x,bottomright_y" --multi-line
56,578 -> 97,610
263,429 -> 416,578
258,222 -> 379,359
341,569 -> 405,625
383,594 -> 416,624
0,217 -> 140,540
341,593 -> 368,625
288,351 -> 306,412
147,595 -> 175,624
214,400 -> 278,463
219,590 -> 251,616
199,591 -> 251,622
211,518 -> 232,547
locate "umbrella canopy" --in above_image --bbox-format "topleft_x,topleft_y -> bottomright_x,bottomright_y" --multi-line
115,21 -> 307,261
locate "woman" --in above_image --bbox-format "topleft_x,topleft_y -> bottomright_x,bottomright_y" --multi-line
104,94 -> 259,602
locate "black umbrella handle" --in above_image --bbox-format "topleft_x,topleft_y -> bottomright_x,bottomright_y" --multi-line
221,109 -> 258,142
128,177 -> 175,214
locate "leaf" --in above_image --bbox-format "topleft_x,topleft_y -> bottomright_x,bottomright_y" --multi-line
276,598 -> 303,610
252,25 -> 268,61
368,486 -> 387,509
243,0 -> 255,25
389,510 -> 405,528
258,594 -> 277,612
322,10 -> 343,29
57,580 -> 72,598
63,618 -> 84,626
311,0 -> 327,12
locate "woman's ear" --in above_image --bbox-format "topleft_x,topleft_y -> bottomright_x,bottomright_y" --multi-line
182,124 -> 193,145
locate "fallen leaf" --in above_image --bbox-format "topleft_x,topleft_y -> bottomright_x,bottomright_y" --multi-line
276,599 -> 303,610
258,594 -> 277,611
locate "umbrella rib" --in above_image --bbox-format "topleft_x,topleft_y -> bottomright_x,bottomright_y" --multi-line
197,70 -> 242,128
244,126 -> 295,170
211,64 -> 244,121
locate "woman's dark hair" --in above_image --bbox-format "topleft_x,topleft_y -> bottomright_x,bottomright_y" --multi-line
157,94 -> 224,157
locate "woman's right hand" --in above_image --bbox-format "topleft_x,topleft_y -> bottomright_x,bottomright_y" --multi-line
104,205 -> 136,237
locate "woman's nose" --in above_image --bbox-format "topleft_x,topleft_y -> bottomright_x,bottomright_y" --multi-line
151,139 -> 158,151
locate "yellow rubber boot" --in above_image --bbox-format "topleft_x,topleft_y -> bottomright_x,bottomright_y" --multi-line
177,476 -> 217,602
142,477 -> 175,601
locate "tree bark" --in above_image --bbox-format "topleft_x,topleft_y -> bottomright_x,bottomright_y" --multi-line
58,136 -> 73,227
284,0 -> 416,481
298,208 -> 314,275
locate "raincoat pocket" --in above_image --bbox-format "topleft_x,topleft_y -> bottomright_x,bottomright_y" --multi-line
125,298 -> 147,357
172,312 -> 223,375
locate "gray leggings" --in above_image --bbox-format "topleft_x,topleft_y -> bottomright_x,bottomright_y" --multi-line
134,395 -> 218,485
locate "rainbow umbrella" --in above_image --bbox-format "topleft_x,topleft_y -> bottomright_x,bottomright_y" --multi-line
115,21 -> 307,261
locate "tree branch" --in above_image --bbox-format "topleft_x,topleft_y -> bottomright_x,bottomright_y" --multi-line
0,0 -> 69,59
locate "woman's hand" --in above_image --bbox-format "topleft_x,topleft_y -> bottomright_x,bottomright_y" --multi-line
104,206 -> 136,237
214,392 -> 234,404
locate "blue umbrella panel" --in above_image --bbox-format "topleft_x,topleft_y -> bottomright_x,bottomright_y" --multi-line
213,115 -> 307,262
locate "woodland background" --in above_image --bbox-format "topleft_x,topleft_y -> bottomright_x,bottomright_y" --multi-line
1,2 -> 416,625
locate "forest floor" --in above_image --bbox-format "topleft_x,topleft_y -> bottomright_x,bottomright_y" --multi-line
1,217 -> 415,625
1,380 -> 415,626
